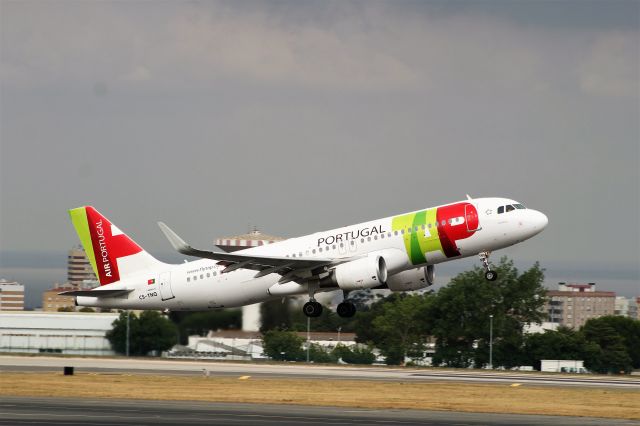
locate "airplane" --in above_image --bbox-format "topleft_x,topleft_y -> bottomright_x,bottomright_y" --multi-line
61,196 -> 548,317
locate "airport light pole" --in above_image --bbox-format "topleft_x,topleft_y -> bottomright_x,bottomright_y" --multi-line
489,314 -> 493,369
306,316 -> 311,363
126,310 -> 130,357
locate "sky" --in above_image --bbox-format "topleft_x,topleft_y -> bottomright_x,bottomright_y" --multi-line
1,0 -> 638,308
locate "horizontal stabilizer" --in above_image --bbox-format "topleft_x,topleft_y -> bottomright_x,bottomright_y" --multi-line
58,289 -> 133,297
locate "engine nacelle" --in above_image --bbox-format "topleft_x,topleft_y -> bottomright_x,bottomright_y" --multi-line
332,255 -> 388,291
387,265 -> 435,292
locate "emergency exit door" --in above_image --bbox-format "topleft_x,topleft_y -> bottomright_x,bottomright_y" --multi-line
159,272 -> 175,301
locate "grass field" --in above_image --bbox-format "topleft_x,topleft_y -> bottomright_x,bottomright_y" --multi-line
1,372 -> 639,420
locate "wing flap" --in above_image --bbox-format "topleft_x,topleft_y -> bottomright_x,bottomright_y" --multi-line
58,289 -> 133,297
157,221 -> 335,272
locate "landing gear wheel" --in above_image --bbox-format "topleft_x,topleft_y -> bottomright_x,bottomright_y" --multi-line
479,251 -> 497,282
336,302 -> 356,318
303,301 -> 323,318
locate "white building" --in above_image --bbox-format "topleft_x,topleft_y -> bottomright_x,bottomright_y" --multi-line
0,311 -> 119,355
0,279 -> 24,311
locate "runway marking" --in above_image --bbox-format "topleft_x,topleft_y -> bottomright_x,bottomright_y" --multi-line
238,375 -> 251,380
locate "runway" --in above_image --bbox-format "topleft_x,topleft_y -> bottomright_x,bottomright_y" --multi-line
1,355 -> 639,389
1,396 -> 637,426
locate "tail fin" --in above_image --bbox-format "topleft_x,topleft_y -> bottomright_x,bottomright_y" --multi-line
69,206 -> 162,285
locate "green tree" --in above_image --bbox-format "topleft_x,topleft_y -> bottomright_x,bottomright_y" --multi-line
428,258 -> 547,368
333,344 -> 376,364
170,310 -> 241,344
582,316 -> 640,369
262,329 -> 304,361
582,317 -> 634,374
78,307 -> 96,313
307,343 -> 337,363
522,327 -> 591,370
260,299 -> 293,332
368,293 -> 433,365
106,311 -> 178,356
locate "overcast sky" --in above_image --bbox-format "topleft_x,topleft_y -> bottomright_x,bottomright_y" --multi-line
1,0 -> 638,306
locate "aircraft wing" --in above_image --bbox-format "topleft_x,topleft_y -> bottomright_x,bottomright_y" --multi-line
58,289 -> 133,297
158,222 -> 348,280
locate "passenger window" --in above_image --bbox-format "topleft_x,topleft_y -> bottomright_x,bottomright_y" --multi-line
360,238 -> 365,243
339,243 -> 344,248
187,277 -> 190,282
400,230 -> 404,235
194,276 -> 197,281
381,234 -> 385,239
374,235 -> 378,240
498,206 -> 504,214
367,237 -> 371,242
441,220 -> 446,226
394,231 -> 398,236
312,249 -> 316,254
350,241 -> 355,245
207,273 -> 210,278
319,247 -> 322,252
213,272 -> 217,276
200,274 -> 204,279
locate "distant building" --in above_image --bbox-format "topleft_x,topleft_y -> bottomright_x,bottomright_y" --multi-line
0,279 -> 24,311
67,246 -> 96,287
545,282 -> 615,329
215,228 -> 285,332
0,311 -> 118,355
42,284 -> 76,312
215,227 -> 285,253
615,296 -> 639,320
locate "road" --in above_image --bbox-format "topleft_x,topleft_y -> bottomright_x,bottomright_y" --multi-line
1,355 -> 639,389
1,396 -> 637,426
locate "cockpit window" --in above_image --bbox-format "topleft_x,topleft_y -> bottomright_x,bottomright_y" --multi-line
506,205 -> 515,212
514,203 -> 526,209
498,206 -> 504,214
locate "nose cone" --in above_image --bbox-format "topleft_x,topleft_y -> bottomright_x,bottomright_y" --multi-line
531,210 -> 548,234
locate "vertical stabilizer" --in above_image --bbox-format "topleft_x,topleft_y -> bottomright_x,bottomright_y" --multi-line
69,206 -> 162,285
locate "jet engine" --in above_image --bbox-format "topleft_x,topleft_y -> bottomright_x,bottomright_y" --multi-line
329,255 -> 388,291
386,265 -> 435,292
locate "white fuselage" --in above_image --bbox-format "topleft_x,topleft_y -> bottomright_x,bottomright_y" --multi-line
77,197 -> 547,310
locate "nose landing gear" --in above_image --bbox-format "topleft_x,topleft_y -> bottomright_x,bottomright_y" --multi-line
479,251 -> 498,281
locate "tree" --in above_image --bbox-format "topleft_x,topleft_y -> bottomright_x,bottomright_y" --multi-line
582,316 -> 640,370
78,307 -> 95,312
106,311 -> 178,356
333,344 -> 376,365
262,329 -> 304,361
260,299 -> 293,332
427,258 -> 547,368
582,317 -> 634,374
170,310 -> 241,344
522,327 -> 591,370
368,293 -> 433,365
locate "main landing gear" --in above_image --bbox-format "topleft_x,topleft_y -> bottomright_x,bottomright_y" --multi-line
302,290 -> 357,318
303,300 -> 323,317
479,251 -> 498,281
336,301 -> 356,318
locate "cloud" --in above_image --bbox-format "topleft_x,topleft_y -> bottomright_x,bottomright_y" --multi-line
579,32 -> 639,98
1,1 -> 613,95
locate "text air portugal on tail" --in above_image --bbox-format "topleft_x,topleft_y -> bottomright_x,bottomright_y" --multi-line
68,206 -> 162,285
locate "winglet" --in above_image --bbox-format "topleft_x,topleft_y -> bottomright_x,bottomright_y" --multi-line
157,222 -> 191,253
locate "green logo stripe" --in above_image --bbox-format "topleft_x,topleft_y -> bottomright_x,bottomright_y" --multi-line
69,207 -> 99,279
392,208 -> 445,265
